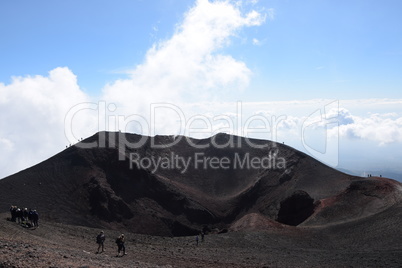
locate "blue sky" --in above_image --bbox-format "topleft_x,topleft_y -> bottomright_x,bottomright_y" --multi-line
1,0 -> 401,100
1,0 -> 402,179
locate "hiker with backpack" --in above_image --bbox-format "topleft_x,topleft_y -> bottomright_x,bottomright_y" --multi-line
32,210 -> 39,227
22,208 -> 28,222
9,206 -> 16,222
16,208 -> 23,224
115,234 -> 126,257
96,231 -> 105,253
28,209 -> 33,226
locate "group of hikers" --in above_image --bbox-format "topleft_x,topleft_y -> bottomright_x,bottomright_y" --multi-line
9,206 -> 39,228
96,231 -> 126,257
367,174 -> 382,177
8,206 -> 206,258
96,230 -> 206,257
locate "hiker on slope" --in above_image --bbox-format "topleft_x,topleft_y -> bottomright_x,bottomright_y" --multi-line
116,234 -> 126,257
96,231 -> 105,254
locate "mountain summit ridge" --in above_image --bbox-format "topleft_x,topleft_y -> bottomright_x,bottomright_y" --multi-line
0,131 -> 400,236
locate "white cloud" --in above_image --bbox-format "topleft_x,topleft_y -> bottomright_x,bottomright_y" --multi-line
0,138 -> 13,151
335,108 -> 354,125
337,113 -> 402,145
102,0 -> 266,130
169,100 -> 402,145
252,38 -> 260,45
0,67 -> 92,177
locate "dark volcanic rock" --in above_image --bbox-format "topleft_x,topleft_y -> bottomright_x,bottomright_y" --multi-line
85,176 -> 133,222
0,131 -> 401,236
277,190 -> 315,226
